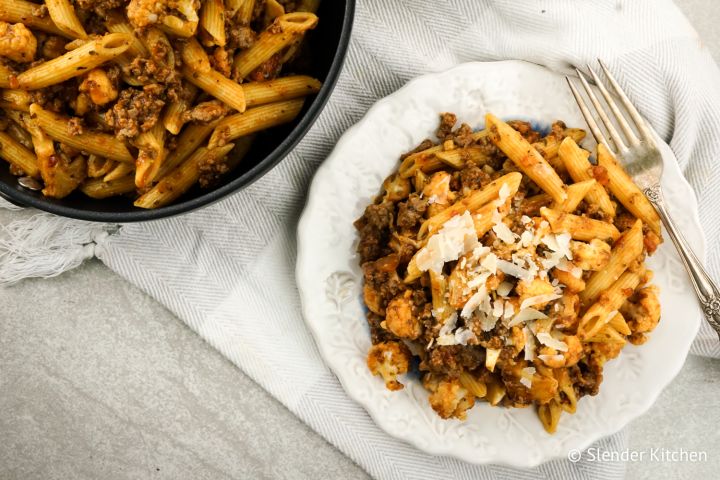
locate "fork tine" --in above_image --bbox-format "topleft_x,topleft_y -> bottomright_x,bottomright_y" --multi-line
574,68 -> 628,153
565,76 -> 610,149
586,65 -> 641,147
597,59 -> 654,143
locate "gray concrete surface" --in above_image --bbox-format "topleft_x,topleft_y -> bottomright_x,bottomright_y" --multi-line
2,1 -> 720,478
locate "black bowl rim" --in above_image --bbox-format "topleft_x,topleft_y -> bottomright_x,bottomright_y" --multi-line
0,1 -> 356,223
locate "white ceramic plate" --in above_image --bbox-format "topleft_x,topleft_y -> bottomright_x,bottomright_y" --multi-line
296,61 -> 704,467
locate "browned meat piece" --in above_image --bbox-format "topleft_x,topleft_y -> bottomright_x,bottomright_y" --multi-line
436,112 -> 457,140
421,345 -> 484,376
396,194 -> 427,231
459,165 -> 490,191
75,0 -> 126,17
247,52 -> 282,82
361,254 -> 403,316
184,100 -> 231,124
451,123 -> 474,147
354,202 -> 394,263
105,86 -> 166,139
507,120 -> 541,143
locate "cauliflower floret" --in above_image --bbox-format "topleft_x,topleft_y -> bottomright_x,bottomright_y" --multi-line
428,377 -> 475,420
0,22 -> 37,63
552,293 -> 580,331
570,239 -> 611,271
591,340 -> 624,362
538,335 -> 582,367
422,171 -> 453,215
516,278 -> 555,306
127,0 -> 199,30
620,285 -> 661,334
552,268 -> 585,293
79,69 -> 118,106
367,341 -> 411,391
382,290 -> 422,340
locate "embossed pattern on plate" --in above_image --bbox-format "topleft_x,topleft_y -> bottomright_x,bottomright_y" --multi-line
296,61 -> 705,467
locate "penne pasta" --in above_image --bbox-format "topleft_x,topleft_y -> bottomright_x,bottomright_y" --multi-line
162,84 -> 199,135
459,372 -> 487,398
157,121 -> 219,179
581,219 -> 644,305
134,121 -> 167,189
104,161 -> 134,182
233,12 -> 319,79
181,38 -> 246,112
208,98 -> 305,148
0,131 -> 40,178
104,11 -> 149,58
540,207 -> 621,242
435,146 -> 490,170
555,179 -> 596,213
46,0 -> 88,39
558,137 -> 616,217
28,104 -> 133,163
418,172 -> 522,238
243,76 -> 322,107
597,143 -> 661,234
486,113 -> 567,204
87,155 -> 117,178
16,33 -> 132,90
81,175 -> 135,199
0,61 -> 12,88
229,0 -> 256,22
0,90 -> 32,112
200,0 -> 227,46
0,0 -> 68,38
579,271 -> 641,339
134,144 -> 235,209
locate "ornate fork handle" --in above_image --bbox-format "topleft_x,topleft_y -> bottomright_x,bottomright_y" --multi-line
646,184 -> 720,339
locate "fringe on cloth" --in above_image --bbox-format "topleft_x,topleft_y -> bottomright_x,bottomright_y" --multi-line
0,207 -> 116,287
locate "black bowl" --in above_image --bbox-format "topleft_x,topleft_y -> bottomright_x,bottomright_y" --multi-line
0,1 -> 355,222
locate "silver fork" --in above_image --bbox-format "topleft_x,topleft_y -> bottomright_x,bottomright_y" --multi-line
566,60 -> 720,339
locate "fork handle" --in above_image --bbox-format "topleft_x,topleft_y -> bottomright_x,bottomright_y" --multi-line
646,184 -> 720,339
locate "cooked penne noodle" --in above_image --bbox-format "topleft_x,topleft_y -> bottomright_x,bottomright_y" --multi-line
555,179 -> 596,212
558,137 -> 615,217
581,219 -> 643,305
0,90 -> 32,112
0,0 -> 69,38
435,146 -> 490,170
29,104 -> 133,163
16,33 -> 131,90
104,161 -> 135,182
208,98 -> 305,148
233,12 -> 319,79
81,175 -> 136,199
182,66 -> 247,112
157,122 -> 219,179
157,0 -> 200,38
264,0 -> 286,26
538,400 -> 562,434
87,155 -> 117,178
418,172 -> 522,238
134,121 -> 167,189
429,270 -> 451,321
243,76 -> 322,107
0,131 -> 40,178
579,271 -> 641,338
597,144 -> 661,234
162,84 -> 199,135
540,207 -> 621,242
46,0 -> 88,39
533,128 -> 586,161
486,113 -> 566,204
0,62 -> 13,88
4,117 -> 34,150
134,144 -> 235,209
200,0 -> 227,46
230,0 -> 256,22
104,12 -> 149,57
399,130 -> 490,177
459,372 -> 487,398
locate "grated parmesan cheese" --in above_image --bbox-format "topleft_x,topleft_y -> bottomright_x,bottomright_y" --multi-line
507,307 -> 548,327
461,290 -> 487,319
523,325 -> 536,361
481,252 -> 498,274
496,281 -> 514,297
520,366 -> 536,388
520,293 -> 562,311
415,212 -> 479,273
536,332 -> 569,352
497,259 -> 534,282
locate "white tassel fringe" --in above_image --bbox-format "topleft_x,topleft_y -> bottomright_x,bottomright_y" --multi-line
0,212 -> 115,287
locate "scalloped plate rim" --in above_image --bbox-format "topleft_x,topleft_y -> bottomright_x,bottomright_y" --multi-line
296,60 -> 705,467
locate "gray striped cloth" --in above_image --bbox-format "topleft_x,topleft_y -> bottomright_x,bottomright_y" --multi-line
2,1 -> 720,478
